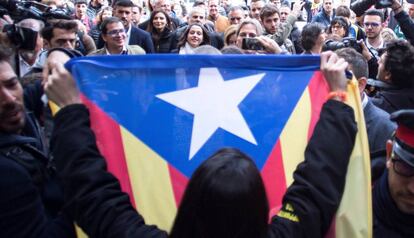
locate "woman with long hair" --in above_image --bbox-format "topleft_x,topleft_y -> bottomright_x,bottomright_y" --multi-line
173,23 -> 210,54
146,10 -> 174,53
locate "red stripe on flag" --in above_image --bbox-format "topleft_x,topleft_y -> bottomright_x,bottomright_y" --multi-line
307,74 -> 338,238
307,71 -> 329,139
168,164 -> 189,207
81,95 -> 136,207
261,140 -> 287,215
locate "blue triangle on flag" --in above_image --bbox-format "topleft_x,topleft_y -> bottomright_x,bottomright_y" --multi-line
67,55 -> 320,177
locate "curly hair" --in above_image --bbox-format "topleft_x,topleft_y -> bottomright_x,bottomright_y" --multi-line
301,23 -> 325,51
384,40 -> 414,88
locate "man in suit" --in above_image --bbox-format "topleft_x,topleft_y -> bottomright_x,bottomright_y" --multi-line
336,48 -> 396,181
89,17 -> 145,55
97,0 -> 154,53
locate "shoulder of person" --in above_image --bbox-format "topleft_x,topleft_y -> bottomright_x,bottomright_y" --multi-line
127,45 -> 146,54
87,48 -> 105,56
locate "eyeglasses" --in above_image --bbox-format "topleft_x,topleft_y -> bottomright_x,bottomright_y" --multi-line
391,154 -> 414,177
363,22 -> 381,28
106,28 -> 125,37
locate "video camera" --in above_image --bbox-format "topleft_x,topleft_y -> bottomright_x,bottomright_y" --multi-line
0,0 -> 71,23
323,37 -> 363,53
2,23 -> 38,50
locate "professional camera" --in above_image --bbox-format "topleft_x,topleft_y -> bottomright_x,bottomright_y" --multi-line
242,38 -> 264,51
2,24 -> 38,50
0,0 -> 71,22
323,37 -> 363,53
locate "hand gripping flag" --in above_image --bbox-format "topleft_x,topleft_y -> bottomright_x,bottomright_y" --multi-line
66,55 -> 372,238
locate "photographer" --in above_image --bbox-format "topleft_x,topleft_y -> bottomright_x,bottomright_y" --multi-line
235,19 -> 282,54
15,18 -> 44,79
371,40 -> 414,113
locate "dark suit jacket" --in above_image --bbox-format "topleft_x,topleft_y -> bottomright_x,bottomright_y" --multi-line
129,26 -> 155,53
364,98 -> 396,181
96,26 -> 155,53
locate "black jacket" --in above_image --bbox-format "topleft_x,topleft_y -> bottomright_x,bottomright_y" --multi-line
151,28 -> 174,53
50,99 -> 356,238
0,113 -> 75,237
371,88 -> 414,114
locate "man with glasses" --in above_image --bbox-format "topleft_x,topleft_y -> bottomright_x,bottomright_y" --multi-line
89,17 -> 145,55
97,0 -> 154,53
373,109 -> 414,237
363,9 -> 385,59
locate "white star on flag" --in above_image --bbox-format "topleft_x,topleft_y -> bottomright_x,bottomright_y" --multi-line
156,67 -> 265,160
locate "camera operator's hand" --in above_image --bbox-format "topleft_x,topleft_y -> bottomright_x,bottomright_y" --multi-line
42,51 -> 81,108
391,0 -> 403,14
256,36 -> 282,54
321,51 -> 349,97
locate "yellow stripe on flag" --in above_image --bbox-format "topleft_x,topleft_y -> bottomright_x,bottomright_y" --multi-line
280,88 -> 312,187
335,79 -> 372,238
121,126 -> 177,232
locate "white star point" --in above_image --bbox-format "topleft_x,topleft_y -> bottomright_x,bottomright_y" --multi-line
156,68 -> 264,160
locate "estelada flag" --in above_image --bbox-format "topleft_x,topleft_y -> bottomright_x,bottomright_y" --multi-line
66,55 -> 372,238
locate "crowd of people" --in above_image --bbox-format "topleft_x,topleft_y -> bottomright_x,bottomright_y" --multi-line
0,0 -> 414,237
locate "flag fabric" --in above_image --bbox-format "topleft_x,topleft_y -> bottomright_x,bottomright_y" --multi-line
66,55 -> 372,238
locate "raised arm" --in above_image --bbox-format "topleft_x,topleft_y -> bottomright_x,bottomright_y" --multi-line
269,52 -> 358,237
44,53 -> 167,238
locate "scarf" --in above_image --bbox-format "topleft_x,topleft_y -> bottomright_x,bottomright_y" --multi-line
373,171 -> 414,237
179,42 -> 196,54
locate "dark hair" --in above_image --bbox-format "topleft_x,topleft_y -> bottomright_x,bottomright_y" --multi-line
146,10 -> 172,33
114,0 -> 134,8
328,16 -> 349,37
177,23 -> 210,49
41,20 -> 78,41
384,40 -> 414,88
169,148 -> 269,238
301,23 -> 325,51
335,5 -> 351,18
363,9 -> 384,23
335,48 -> 368,79
100,17 -> 123,34
259,4 -> 279,22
